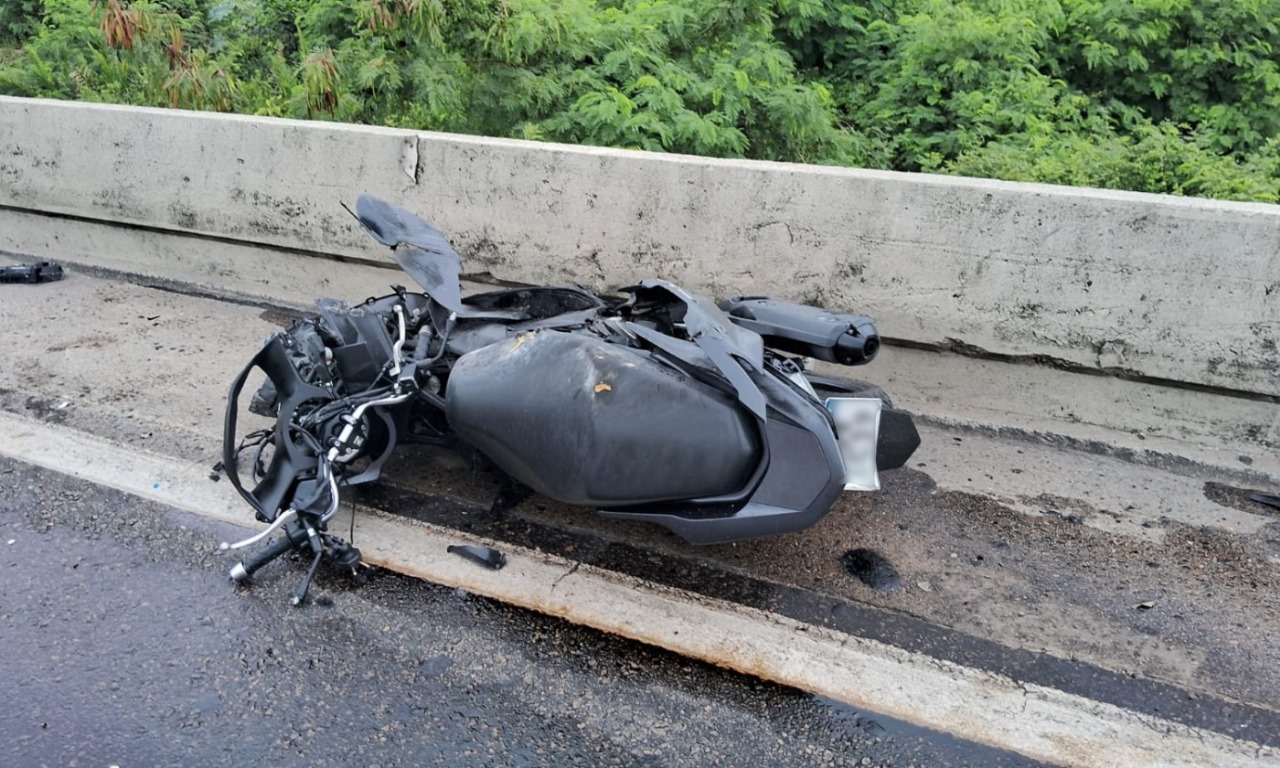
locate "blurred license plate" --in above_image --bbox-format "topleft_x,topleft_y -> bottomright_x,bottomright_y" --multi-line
825,397 -> 882,491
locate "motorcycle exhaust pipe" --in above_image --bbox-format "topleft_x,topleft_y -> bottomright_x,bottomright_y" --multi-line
719,296 -> 881,366
831,327 -> 880,366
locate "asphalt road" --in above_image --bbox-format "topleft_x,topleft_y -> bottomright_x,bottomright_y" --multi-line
0,458 -> 1040,768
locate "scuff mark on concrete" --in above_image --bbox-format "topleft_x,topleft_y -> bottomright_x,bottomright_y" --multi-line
888,336 -> 1280,405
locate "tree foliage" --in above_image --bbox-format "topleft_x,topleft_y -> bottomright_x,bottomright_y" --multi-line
3,0 -> 1280,201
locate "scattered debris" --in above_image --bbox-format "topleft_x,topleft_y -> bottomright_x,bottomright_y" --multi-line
1136,601 -> 1156,611
447,544 -> 507,570
1044,509 -> 1084,525
916,580 -> 934,592
0,261 -> 64,284
23,395 -> 71,424
841,548 -> 901,592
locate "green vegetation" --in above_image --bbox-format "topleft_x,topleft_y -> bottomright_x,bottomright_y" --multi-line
4,0 -> 1280,201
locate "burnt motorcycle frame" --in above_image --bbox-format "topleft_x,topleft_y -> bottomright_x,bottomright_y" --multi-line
220,195 -> 919,603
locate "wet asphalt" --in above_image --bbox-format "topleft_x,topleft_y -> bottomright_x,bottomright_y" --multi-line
0,458 -> 1041,768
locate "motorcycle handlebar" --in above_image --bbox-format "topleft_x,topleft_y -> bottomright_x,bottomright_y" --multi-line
229,533 -> 298,583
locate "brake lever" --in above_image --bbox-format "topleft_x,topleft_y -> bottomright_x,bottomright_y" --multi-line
219,508 -> 298,551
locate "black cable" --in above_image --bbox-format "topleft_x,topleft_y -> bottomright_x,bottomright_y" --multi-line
285,423 -> 325,454
300,385 -> 394,428
231,428 -> 273,480
422,314 -> 456,366
251,436 -> 272,480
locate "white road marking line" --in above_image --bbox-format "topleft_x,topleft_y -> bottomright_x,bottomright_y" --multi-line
0,410 -> 1271,768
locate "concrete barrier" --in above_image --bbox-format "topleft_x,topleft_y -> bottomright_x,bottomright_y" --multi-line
1,96 -> 1277,397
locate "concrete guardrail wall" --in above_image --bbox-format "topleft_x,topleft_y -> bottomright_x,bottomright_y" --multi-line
1,96 -> 1277,397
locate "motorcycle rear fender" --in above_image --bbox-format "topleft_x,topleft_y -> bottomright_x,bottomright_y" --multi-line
803,374 -> 921,471
601,366 -> 848,544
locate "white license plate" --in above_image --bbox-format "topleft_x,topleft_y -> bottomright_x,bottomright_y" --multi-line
825,397 -> 882,491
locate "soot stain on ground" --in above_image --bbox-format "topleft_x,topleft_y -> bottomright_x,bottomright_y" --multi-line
840,548 -> 901,592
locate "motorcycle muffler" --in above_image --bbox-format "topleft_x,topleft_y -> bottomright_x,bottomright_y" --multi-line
719,296 -> 880,365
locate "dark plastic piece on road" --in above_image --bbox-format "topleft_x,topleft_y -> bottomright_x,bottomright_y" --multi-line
841,548 -> 901,592
1251,493 -> 1280,510
1,261 -> 64,284
447,544 -> 507,571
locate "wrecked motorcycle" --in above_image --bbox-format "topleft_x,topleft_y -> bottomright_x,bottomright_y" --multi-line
220,195 -> 920,604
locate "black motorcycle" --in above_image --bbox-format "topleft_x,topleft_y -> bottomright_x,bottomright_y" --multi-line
220,195 -> 920,604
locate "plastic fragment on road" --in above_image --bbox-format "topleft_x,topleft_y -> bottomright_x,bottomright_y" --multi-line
0,261 -> 65,284
447,544 -> 507,570
1250,493 -> 1280,511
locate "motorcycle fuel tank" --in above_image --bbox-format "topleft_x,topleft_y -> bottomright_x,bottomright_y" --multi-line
446,331 -> 762,507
